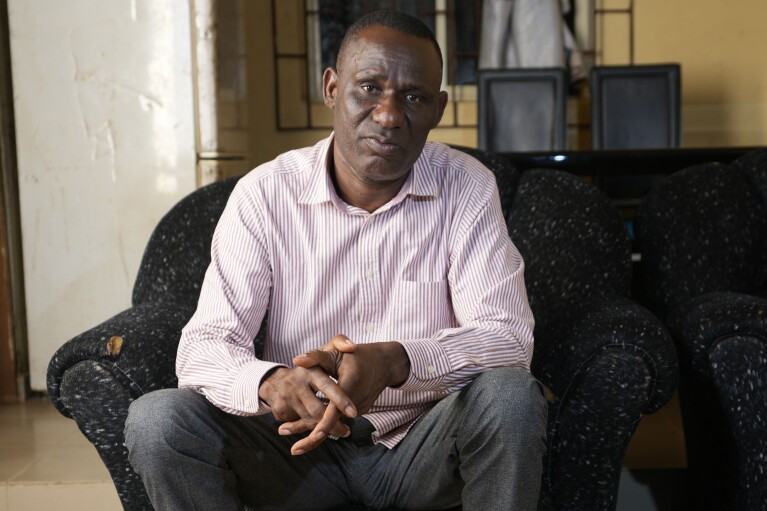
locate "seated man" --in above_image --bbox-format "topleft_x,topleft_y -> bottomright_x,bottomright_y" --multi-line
124,10 -> 547,511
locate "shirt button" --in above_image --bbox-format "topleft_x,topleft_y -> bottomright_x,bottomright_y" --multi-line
365,322 -> 376,333
365,269 -> 374,279
244,399 -> 251,409
427,364 -> 436,374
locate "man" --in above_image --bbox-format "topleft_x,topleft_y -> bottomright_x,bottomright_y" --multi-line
125,10 -> 547,511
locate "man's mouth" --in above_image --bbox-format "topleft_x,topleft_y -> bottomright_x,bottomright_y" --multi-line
364,136 -> 402,156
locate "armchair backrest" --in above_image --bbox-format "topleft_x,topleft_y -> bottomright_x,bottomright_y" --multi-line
732,148 -> 767,213
508,169 -> 633,334
635,154 -> 767,319
132,177 -> 241,307
452,147 -> 633,335
450,145 -> 519,221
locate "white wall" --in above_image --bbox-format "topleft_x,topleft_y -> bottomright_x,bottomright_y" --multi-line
9,0 -> 198,390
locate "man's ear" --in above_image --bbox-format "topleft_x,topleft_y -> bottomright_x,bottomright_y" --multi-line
322,67 -> 338,109
432,90 -> 449,128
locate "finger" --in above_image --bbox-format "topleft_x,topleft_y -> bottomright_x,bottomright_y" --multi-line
277,410 -> 348,437
291,405 -> 346,455
292,349 -> 335,371
313,403 -> 347,439
279,407 -> 350,438
270,373 -> 328,427
278,418 -> 313,436
328,417 -> 352,438
292,335 -> 355,368
308,368 -> 357,418
267,395 -> 303,424
275,372 -> 346,434
294,379 -> 334,425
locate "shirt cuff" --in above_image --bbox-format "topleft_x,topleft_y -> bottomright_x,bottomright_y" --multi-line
396,339 -> 451,391
231,359 -> 286,414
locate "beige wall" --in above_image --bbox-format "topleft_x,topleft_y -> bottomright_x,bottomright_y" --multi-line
246,1 -> 766,168
597,0 -> 766,147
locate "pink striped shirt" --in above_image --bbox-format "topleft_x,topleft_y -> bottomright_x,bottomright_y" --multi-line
177,134 -> 535,447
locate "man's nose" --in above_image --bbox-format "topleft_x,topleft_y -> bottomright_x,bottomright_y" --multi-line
371,94 -> 404,128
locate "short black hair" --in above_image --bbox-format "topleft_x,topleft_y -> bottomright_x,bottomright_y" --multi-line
336,10 -> 443,73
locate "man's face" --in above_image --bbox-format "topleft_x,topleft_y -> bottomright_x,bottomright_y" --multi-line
323,25 -> 448,187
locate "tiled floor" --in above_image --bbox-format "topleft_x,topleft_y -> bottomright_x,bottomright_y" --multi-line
0,396 -> 121,511
0,393 -> 687,511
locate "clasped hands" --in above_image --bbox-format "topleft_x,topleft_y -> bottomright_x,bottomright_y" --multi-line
257,335 -> 409,455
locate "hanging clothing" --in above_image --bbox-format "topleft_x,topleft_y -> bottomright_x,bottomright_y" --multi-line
479,0 -> 565,69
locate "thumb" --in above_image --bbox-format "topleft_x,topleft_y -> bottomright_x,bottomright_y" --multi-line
292,334 -> 355,372
329,334 -> 356,353
293,349 -> 338,375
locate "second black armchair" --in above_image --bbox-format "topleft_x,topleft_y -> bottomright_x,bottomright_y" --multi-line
635,148 -> 767,511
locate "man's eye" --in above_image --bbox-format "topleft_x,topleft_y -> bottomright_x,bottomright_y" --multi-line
361,84 -> 377,93
405,94 -> 422,103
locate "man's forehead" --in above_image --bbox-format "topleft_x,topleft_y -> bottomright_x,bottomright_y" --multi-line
340,25 -> 440,68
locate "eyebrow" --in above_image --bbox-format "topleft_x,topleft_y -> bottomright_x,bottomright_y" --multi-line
352,69 -> 387,81
352,70 -> 435,92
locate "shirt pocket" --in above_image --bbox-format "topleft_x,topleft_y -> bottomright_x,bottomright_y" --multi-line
384,279 -> 454,340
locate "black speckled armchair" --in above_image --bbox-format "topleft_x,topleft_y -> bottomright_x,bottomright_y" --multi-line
47,148 -> 677,511
635,148 -> 767,511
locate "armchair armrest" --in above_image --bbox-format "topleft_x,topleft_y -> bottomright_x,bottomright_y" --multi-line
47,301 -> 195,418
533,294 -> 678,414
708,336 -> 767,510
665,291 -> 767,510
45,300 -> 195,511
532,295 -> 678,510
666,291 -> 767,379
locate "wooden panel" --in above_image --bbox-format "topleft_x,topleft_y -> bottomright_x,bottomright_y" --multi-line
277,58 -> 309,128
0,200 -> 17,400
0,0 -> 21,401
273,0 -> 305,55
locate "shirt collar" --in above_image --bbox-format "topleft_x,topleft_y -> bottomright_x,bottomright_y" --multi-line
410,144 -> 439,198
297,134 -> 336,206
298,133 -> 439,209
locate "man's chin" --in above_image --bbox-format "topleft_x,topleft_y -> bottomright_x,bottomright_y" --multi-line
375,157 -> 411,171
356,160 -> 410,184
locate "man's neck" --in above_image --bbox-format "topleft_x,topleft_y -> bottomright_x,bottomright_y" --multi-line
329,150 -> 410,214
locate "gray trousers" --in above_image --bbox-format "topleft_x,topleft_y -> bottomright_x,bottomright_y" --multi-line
124,367 -> 547,511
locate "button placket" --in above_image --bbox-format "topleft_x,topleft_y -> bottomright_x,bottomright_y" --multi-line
357,217 -> 380,338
